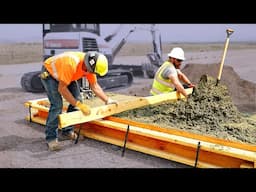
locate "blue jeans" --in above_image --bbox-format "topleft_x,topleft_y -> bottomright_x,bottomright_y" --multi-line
40,67 -> 81,143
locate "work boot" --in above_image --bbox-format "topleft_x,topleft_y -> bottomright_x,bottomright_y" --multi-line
47,139 -> 61,151
61,131 -> 78,141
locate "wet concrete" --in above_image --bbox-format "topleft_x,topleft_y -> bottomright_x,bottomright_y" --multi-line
115,75 -> 256,145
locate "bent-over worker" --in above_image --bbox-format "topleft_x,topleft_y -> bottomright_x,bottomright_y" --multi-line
150,47 -> 195,98
40,51 -> 118,151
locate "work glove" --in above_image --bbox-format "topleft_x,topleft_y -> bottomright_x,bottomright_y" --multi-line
105,98 -> 118,106
75,101 -> 91,115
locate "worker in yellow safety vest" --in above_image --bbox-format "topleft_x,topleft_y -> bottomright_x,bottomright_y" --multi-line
150,47 -> 195,97
40,51 -> 118,151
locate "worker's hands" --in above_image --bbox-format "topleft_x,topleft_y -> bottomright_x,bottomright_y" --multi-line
75,101 -> 91,116
188,83 -> 196,88
105,98 -> 118,106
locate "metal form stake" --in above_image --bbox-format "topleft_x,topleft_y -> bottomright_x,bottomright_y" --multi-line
74,124 -> 82,144
216,28 -> 234,86
122,125 -> 130,157
194,141 -> 201,168
29,105 -> 32,122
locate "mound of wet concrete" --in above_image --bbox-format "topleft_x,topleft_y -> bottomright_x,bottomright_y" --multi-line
182,63 -> 256,113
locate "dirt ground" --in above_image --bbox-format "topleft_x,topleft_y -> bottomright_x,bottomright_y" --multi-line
0,48 -> 255,168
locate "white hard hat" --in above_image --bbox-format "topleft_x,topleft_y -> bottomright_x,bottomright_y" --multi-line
168,47 -> 186,61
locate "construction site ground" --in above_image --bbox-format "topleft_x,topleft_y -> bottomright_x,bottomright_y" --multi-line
0,46 -> 256,168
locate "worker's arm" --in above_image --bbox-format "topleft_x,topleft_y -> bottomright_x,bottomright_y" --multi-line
169,75 -> 188,98
58,80 -> 77,106
177,71 -> 195,87
58,80 -> 91,115
90,82 -> 108,103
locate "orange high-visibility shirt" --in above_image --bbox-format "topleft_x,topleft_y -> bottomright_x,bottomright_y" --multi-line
44,52 -> 97,85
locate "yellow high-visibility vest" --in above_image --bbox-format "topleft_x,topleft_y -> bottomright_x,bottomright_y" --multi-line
150,61 -> 175,95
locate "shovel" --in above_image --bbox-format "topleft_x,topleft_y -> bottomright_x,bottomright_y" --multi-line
216,28 -> 234,86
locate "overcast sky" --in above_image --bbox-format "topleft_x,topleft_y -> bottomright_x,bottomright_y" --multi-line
0,24 -> 256,43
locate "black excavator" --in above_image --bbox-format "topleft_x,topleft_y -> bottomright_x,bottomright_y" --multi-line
20,24 -> 163,96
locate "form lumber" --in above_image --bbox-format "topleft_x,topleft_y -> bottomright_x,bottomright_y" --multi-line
24,98 -> 50,112
79,119 -> 256,168
92,119 -> 256,162
58,88 -> 193,128
106,116 -> 256,152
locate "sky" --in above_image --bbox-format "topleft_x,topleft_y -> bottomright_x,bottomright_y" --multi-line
0,24 -> 256,43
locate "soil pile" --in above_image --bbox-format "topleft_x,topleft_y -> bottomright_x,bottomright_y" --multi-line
115,75 -> 256,145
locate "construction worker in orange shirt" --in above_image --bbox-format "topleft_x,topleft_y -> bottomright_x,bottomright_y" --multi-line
40,51 -> 118,151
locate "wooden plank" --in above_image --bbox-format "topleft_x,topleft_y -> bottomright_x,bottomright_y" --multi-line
92,119 -> 256,162
25,99 -> 68,112
79,119 -> 256,168
58,88 -> 193,128
80,128 -> 221,168
105,116 -> 256,152
240,162 -> 254,168
25,115 -> 46,125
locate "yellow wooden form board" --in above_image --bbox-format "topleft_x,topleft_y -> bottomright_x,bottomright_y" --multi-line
58,88 -> 193,128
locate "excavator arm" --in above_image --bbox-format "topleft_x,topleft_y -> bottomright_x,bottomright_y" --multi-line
104,24 -> 163,78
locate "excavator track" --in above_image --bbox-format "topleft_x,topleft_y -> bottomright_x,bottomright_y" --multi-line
97,69 -> 133,91
20,71 -> 45,93
20,69 -> 133,93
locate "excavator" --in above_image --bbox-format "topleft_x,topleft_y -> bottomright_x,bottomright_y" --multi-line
20,24 -> 163,94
